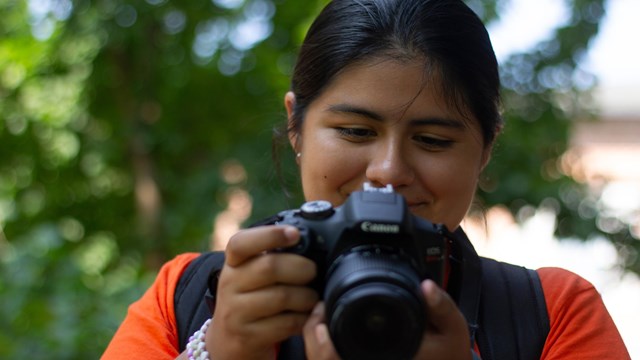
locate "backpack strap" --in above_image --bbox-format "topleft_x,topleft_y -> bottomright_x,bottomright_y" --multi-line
475,258 -> 550,360
174,251 -> 226,351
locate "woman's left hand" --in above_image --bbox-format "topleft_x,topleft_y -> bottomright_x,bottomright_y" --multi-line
302,303 -> 340,360
413,279 -> 471,360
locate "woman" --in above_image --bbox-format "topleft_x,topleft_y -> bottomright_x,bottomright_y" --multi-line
103,0 -> 630,359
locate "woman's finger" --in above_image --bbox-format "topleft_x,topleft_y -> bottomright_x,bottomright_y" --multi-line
231,285 -> 319,322
413,279 -> 470,359
225,226 -> 299,267
303,303 -> 341,360
229,252 -> 317,292
246,312 -> 311,345
422,279 -> 467,335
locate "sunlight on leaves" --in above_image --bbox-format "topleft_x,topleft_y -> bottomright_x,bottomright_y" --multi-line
73,232 -> 118,276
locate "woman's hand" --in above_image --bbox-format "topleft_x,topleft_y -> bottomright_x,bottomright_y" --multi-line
205,226 -> 319,360
303,303 -> 340,360
414,279 -> 472,360
302,280 -> 472,360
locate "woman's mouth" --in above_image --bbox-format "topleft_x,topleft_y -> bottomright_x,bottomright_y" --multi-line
407,202 -> 428,210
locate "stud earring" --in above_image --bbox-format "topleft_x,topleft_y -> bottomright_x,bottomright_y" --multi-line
296,152 -> 302,158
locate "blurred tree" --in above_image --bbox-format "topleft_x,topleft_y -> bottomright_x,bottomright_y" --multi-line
0,0 -> 635,358
479,0 -> 638,273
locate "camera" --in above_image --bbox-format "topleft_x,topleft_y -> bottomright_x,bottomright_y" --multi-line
275,183 -> 451,360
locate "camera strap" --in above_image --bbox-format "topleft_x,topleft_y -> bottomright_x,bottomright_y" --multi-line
449,228 -> 483,346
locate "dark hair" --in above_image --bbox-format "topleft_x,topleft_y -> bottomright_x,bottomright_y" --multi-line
286,0 -> 502,146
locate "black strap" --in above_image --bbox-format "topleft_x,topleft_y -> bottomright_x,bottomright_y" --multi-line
174,252 -> 225,351
278,336 -> 306,359
450,228 -> 483,346
475,258 -> 550,360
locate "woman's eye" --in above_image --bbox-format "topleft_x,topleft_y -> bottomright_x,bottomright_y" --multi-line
414,135 -> 454,149
335,127 -> 376,140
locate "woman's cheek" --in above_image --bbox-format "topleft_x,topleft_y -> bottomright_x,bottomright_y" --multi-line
303,144 -> 368,202
417,157 -> 480,227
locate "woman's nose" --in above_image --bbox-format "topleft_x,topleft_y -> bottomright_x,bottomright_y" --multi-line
365,142 -> 415,188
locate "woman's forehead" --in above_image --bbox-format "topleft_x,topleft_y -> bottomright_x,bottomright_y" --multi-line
317,57 -> 472,120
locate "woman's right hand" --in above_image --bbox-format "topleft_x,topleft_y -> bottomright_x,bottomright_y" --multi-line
205,225 -> 319,360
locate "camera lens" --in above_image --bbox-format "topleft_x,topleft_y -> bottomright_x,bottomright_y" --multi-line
324,248 -> 425,360
329,283 -> 423,360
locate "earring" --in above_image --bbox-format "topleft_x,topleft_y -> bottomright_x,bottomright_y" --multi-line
296,153 -> 302,158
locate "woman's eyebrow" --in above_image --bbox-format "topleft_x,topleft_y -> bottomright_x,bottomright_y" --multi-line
410,117 -> 466,129
326,103 -> 384,121
326,103 -> 466,129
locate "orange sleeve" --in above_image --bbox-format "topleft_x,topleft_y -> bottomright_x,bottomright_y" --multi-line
102,252 -> 201,360
538,267 -> 630,359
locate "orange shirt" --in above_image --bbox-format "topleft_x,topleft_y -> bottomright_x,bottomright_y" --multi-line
537,267 -> 630,359
102,254 -> 630,359
102,253 -> 199,359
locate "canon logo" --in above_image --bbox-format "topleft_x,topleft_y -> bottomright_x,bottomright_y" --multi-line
360,221 -> 400,234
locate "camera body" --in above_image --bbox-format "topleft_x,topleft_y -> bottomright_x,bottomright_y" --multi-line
275,184 -> 452,360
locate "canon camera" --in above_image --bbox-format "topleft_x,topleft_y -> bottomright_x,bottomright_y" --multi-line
275,183 -> 452,360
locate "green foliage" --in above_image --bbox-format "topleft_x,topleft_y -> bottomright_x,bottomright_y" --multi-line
0,0 -> 636,358
479,0 -> 638,272
0,0 -> 324,356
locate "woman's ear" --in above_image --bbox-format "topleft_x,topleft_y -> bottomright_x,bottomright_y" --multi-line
284,91 -> 300,153
480,145 -> 493,172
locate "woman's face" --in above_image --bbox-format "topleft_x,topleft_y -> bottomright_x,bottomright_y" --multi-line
286,58 -> 491,231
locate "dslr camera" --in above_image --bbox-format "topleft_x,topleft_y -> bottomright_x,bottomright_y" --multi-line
275,183 -> 452,360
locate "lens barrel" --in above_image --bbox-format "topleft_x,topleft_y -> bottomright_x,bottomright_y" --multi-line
324,248 -> 425,360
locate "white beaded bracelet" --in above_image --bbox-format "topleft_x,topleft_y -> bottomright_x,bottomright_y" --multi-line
186,318 -> 212,360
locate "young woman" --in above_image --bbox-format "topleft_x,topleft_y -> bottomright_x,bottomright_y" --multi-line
103,0 -> 630,359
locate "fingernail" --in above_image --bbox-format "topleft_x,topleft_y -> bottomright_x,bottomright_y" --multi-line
423,279 -> 442,306
315,324 -> 329,344
283,226 -> 299,244
312,302 -> 324,316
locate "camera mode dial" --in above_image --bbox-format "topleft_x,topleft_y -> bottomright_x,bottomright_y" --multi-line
300,200 -> 334,219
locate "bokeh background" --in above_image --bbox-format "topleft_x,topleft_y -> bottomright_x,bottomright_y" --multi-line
1,0 -> 638,358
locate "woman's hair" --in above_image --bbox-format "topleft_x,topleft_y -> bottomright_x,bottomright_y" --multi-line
286,0 -> 502,147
